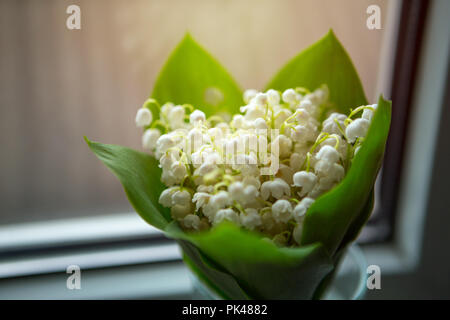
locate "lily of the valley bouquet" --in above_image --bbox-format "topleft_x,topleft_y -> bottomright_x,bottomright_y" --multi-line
86,30 -> 391,299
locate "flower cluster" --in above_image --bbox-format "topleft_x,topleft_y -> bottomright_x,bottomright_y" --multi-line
135,86 -> 377,247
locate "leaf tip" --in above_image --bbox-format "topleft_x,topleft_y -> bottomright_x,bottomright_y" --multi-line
181,32 -> 197,46
84,136 -> 92,146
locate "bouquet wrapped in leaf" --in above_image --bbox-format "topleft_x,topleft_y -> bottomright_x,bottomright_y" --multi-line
86,30 -> 391,299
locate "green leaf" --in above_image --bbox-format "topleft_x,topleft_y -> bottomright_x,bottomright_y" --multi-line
179,240 -> 251,300
167,222 -> 334,299
339,189 -> 375,250
152,33 -> 243,116
301,96 -> 391,255
85,137 -> 171,230
265,30 -> 368,114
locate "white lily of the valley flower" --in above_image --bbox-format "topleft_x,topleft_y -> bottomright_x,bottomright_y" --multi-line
362,104 -> 378,121
320,135 -> 347,161
229,182 -> 259,205
243,104 -> 265,121
142,128 -> 161,150
293,197 -> 314,222
293,171 -> 317,196
172,189 -> 191,206
282,89 -> 297,104
290,125 -> 309,144
160,102 -> 174,119
192,192 -> 210,211
161,170 -> 177,186
289,152 -> 305,171
253,93 -> 268,107
316,145 -> 340,163
261,178 -> 291,200
314,159 -> 333,177
243,176 -> 261,189
299,99 -> 312,110
272,199 -> 293,223
293,223 -> 303,245
170,161 -> 187,182
253,118 -> 268,129
231,114 -> 247,129
135,108 -> 152,127
209,191 -> 232,210
272,134 -> 292,158
266,89 -> 280,106
322,112 -> 347,135
240,208 -> 262,230
156,134 -> 176,155
168,105 -> 185,128
171,204 -> 193,220
274,109 -> 292,128
158,186 -> 178,207
189,110 -> 206,124
243,89 -> 258,104
182,214 -> 200,230
213,208 -> 240,226
345,118 -> 370,143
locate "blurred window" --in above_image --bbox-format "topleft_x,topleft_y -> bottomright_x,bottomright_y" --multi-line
0,0 -> 401,244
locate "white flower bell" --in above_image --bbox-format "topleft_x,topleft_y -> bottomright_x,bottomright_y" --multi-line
316,145 -> 340,163
293,171 -> 317,196
293,197 -> 314,222
243,89 -> 258,104
240,208 -> 262,230
266,89 -> 280,106
272,199 -> 293,223
213,208 -> 240,226
282,89 -> 297,104
142,129 -> 161,150
189,110 -> 206,125
261,178 -> 291,200
135,108 -> 152,127
345,118 -> 370,143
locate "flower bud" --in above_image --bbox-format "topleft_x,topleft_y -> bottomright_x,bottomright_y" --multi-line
362,104 -> 378,121
345,118 -> 370,143
293,171 -> 317,196
293,197 -> 314,222
192,192 -> 211,211
282,89 -> 297,104
243,89 -> 258,104
316,145 -> 340,163
172,189 -> 191,206
322,112 -> 347,135
190,110 -> 206,124
158,186 -> 178,207
253,93 -> 268,107
209,191 -> 231,209
240,208 -> 262,230
142,128 -> 160,150
171,161 -> 187,181
171,204 -> 193,220
261,178 -> 291,200
213,208 -> 240,226
182,214 -> 201,230
135,108 -> 152,127
271,199 -> 292,223
254,118 -> 268,130
266,89 -> 280,106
